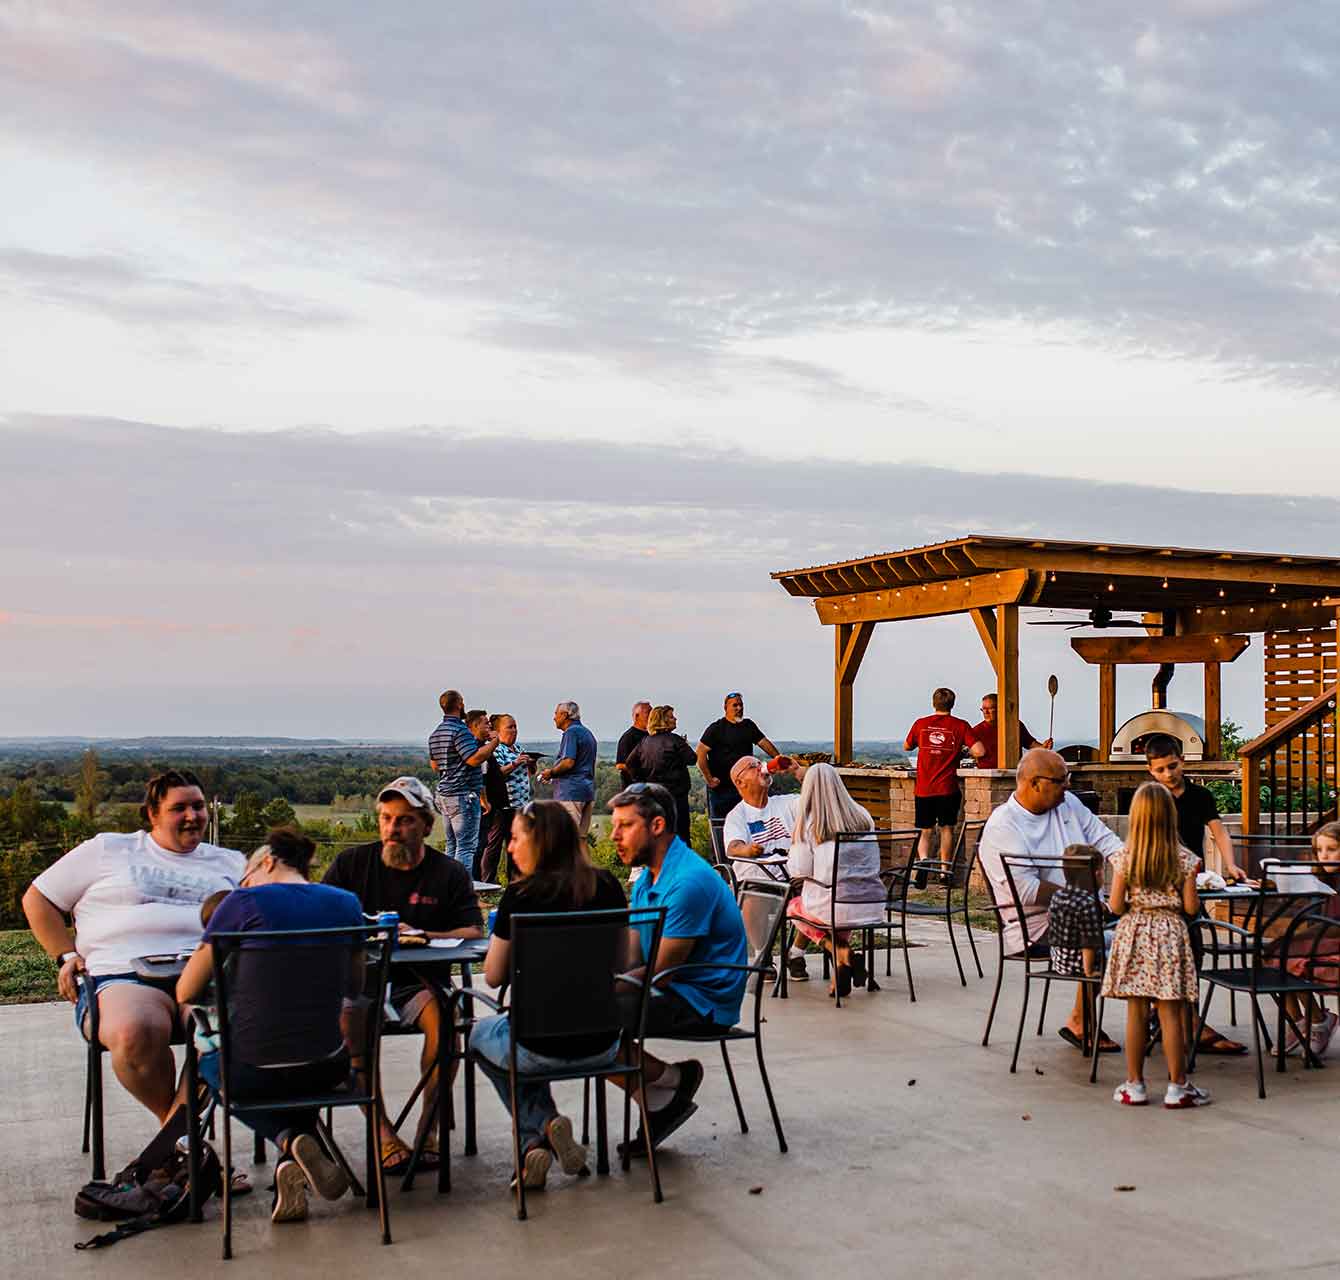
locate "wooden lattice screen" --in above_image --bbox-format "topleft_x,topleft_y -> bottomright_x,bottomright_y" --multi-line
1263,626 -> 1337,773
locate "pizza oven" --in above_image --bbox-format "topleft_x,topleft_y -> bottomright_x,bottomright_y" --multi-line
1109,709 -> 1206,762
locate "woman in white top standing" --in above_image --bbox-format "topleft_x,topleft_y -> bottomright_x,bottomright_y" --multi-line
23,769 -> 245,1127
785,764 -> 886,998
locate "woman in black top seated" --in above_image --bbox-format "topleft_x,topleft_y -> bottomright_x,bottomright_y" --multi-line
177,827 -> 367,1224
470,800 -> 628,1191
624,704 -> 697,842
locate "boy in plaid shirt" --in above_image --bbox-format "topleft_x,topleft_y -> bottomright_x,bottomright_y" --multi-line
1048,844 -> 1106,976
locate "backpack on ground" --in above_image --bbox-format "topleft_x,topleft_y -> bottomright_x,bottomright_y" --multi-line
74,1089 -> 223,1249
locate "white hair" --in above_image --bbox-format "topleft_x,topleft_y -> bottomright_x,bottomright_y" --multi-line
792,763 -> 873,845
631,700 -> 651,716
557,699 -> 580,718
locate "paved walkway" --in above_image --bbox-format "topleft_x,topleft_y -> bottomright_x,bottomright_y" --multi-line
4,923 -> 1338,1279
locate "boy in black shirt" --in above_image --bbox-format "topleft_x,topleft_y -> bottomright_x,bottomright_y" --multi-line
323,776 -> 483,1173
1144,734 -> 1248,1056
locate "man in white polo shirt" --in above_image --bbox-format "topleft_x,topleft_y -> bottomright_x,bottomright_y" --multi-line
979,749 -> 1123,1052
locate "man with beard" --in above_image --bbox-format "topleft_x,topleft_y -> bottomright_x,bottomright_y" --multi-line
323,776 -> 483,1175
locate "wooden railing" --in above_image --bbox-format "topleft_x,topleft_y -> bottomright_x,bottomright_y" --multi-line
1240,685 -> 1338,835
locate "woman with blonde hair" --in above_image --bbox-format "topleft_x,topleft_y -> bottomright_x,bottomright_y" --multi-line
625,704 -> 698,841
1102,782 -> 1208,1108
785,763 -> 886,998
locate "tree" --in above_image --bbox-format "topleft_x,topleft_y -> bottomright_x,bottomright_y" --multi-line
74,748 -> 103,822
260,796 -> 298,829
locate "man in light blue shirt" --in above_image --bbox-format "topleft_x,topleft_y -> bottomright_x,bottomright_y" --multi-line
608,782 -> 748,1152
539,700 -> 598,838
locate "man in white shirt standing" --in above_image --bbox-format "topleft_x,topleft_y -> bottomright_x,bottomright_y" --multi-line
979,750 -> 1123,1052
23,769 -> 245,1128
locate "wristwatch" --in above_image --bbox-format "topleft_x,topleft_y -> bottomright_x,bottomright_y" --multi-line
58,950 -> 79,968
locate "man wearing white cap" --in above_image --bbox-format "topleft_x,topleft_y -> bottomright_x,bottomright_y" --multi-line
323,776 -> 483,1175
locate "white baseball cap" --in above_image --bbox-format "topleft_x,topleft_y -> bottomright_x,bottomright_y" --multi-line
376,776 -> 436,811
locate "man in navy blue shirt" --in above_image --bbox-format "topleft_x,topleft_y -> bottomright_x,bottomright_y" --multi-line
608,782 -> 748,1152
429,688 -> 499,870
540,700 -> 598,839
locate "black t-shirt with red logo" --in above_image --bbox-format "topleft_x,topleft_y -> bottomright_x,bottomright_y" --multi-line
905,714 -> 973,797
322,840 -> 482,934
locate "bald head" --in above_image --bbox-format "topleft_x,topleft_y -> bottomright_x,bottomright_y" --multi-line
1015,748 -> 1069,814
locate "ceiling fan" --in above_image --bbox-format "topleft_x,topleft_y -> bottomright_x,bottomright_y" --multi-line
1027,606 -> 1161,631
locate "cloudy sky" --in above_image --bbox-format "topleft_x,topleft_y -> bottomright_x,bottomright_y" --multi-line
2,1 -> 1337,742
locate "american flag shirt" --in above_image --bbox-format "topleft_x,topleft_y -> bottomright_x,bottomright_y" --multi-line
723,795 -> 799,884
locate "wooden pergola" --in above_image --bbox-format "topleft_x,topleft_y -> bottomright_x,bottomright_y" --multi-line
772,535 -> 1340,768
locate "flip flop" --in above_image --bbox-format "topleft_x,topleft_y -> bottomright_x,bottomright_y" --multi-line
1058,1027 -> 1120,1053
380,1136 -> 414,1176
1197,1034 -> 1248,1055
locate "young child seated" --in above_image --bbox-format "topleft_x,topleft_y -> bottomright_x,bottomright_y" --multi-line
1047,843 -> 1106,977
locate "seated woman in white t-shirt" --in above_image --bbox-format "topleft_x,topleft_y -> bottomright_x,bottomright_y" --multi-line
785,764 -> 886,998
23,769 -> 245,1127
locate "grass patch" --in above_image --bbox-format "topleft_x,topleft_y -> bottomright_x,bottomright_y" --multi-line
0,930 -> 58,1004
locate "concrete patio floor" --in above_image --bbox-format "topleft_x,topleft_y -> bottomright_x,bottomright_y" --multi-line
4,921 -> 1338,1280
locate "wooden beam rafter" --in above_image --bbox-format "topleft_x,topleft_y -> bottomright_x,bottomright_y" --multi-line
814,569 -> 1033,626
1070,635 -> 1251,665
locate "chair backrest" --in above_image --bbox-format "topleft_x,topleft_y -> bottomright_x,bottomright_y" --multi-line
1235,833 -> 1314,879
708,818 -> 728,865
951,819 -> 987,889
509,907 -> 666,1045
209,924 -> 392,1079
998,856 -> 1090,955
829,829 -> 883,894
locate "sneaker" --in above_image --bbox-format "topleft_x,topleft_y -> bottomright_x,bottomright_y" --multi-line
787,956 -> 810,982
544,1114 -> 587,1176
1164,1081 -> 1212,1108
1309,1011 -> 1339,1060
1112,1080 -> 1148,1106
271,1159 -> 309,1223
288,1132 -> 348,1202
509,1146 -> 551,1190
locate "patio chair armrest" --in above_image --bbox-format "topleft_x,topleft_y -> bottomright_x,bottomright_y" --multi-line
184,1005 -> 215,1037
650,961 -> 760,987
463,989 -> 505,1014
615,972 -> 646,990
913,859 -> 953,872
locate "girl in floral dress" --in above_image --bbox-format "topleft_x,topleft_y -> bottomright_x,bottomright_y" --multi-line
1102,782 -> 1210,1108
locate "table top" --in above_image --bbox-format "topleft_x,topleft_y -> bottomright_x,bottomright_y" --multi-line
130,935 -> 490,982
1200,884 -> 1329,902
728,851 -> 790,865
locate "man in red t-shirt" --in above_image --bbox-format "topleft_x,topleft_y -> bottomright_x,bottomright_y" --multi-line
966,693 -> 1052,770
903,687 -> 974,865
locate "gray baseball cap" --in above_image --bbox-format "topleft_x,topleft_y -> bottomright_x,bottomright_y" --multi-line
376,776 -> 436,811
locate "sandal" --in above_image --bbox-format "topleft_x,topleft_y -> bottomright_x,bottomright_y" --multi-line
415,1135 -> 441,1170
1058,1027 -> 1120,1053
1197,1032 -> 1248,1055
380,1135 -> 414,1176
229,1169 -> 254,1197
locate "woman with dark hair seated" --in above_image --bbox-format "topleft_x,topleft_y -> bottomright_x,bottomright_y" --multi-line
470,800 -> 628,1191
624,704 -> 698,842
176,827 -> 367,1224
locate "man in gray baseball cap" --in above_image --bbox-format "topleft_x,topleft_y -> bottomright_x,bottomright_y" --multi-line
323,776 -> 483,1174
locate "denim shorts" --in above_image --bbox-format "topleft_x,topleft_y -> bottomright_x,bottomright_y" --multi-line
73,972 -> 149,1037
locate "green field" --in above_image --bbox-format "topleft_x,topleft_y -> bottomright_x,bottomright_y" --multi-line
1,930 -> 57,1004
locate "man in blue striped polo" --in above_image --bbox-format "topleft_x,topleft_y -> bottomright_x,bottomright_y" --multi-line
429,689 -> 499,870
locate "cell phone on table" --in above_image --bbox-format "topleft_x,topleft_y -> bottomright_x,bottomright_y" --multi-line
143,953 -> 180,964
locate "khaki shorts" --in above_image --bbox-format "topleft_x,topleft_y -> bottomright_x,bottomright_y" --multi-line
558,799 -> 594,838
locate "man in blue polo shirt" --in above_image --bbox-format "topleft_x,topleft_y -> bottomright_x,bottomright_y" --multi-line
608,782 -> 748,1151
429,688 -> 499,870
539,699 -> 598,838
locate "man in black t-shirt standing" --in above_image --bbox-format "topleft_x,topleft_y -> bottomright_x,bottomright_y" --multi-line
323,775 -> 483,1174
696,691 -> 781,822
615,701 -> 652,781
1144,733 -> 1249,1056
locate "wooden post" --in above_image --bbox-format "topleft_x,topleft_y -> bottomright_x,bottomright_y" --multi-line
1204,662 -> 1222,759
996,605 -> 1020,768
1242,752 -> 1260,835
834,621 -> 875,765
1098,663 -> 1116,764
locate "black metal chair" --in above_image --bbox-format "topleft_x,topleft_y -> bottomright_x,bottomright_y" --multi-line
464,906 -> 667,1219
899,819 -> 987,987
184,923 -> 395,1259
650,883 -> 789,1151
855,829 -> 920,1001
706,817 -> 738,891
79,973 -> 265,1181
983,856 -> 1109,1081
787,830 -> 886,1009
1190,869 -> 1332,1098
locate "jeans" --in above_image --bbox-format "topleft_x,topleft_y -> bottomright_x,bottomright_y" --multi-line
469,1015 -> 619,1153
198,1049 -> 350,1145
707,786 -> 740,822
437,791 -> 481,871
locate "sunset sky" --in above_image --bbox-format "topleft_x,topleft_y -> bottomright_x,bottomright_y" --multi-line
2,1 -> 1337,743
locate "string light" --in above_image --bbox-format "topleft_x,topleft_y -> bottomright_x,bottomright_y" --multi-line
1218,588 -> 1226,598
1107,582 -> 1115,592
1049,572 -> 1057,582
1269,584 -> 1277,594
1196,607 -> 1203,614
1161,578 -> 1169,589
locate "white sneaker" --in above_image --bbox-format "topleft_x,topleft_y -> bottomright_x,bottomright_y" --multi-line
544,1114 -> 588,1176
1164,1080 -> 1212,1108
1112,1080 -> 1147,1106
1309,1011 -> 1339,1059
289,1132 -> 349,1201
510,1146 -> 551,1191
